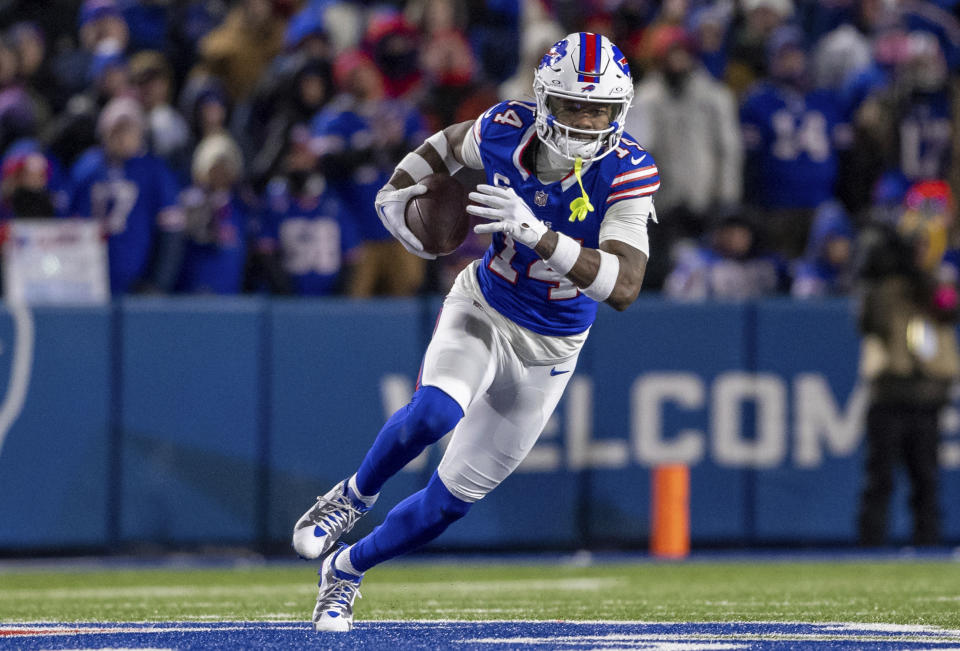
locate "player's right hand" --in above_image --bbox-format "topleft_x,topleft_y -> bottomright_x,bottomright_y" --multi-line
375,184 -> 437,260
468,184 -> 548,249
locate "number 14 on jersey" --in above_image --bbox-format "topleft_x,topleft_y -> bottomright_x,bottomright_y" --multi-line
488,235 -> 580,300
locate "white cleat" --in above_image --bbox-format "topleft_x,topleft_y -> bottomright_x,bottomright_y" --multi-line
312,545 -> 363,632
292,480 -> 372,559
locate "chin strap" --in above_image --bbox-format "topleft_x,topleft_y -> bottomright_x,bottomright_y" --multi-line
568,156 -> 595,222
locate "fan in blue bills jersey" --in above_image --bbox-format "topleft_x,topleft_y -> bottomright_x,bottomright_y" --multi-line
69,97 -> 185,294
0,140 -> 69,220
257,173 -> 360,296
292,32 -> 659,634
847,31 -> 953,210
740,27 -> 848,212
177,133 -> 251,294
739,26 -> 849,259
740,82 -> 846,209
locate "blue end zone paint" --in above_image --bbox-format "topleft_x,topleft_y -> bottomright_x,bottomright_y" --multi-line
4,621 -> 960,650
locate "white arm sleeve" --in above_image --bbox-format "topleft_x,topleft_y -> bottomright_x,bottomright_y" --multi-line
459,117 -> 484,170
599,196 -> 655,258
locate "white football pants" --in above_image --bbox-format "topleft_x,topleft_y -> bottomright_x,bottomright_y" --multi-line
420,290 -> 579,502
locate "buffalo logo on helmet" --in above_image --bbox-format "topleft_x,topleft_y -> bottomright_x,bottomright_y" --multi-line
539,39 -> 569,70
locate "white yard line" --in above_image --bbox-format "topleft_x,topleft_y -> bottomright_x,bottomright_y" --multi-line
0,583 -> 313,600
0,577 -> 624,601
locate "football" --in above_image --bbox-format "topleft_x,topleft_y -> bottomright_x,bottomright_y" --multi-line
404,173 -> 469,256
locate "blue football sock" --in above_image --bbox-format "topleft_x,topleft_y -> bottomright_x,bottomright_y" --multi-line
350,472 -> 472,573
355,386 -> 463,497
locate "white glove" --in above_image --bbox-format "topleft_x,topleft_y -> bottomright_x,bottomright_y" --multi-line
375,184 -> 436,260
468,184 -> 548,249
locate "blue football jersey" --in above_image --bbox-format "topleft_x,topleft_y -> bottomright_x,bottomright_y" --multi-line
177,188 -> 251,294
473,101 -> 659,336
260,180 -> 360,296
69,149 -> 182,293
740,83 -> 847,210
897,90 -> 952,181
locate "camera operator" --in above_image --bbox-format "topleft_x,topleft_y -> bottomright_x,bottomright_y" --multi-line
856,179 -> 959,547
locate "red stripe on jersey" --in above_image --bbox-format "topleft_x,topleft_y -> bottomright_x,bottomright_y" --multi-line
606,183 -> 660,203
516,129 -> 535,177
611,166 -> 658,186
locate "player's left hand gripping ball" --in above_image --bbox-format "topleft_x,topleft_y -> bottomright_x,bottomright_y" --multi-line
375,184 -> 437,260
469,184 -> 548,249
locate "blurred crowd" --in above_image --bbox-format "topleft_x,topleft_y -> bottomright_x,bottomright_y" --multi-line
0,0 -> 959,299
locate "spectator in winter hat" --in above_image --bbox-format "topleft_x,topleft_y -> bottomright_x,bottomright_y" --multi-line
687,3 -> 732,80
791,201 -> 856,297
87,47 -> 128,91
177,132 -> 253,294
78,0 -> 129,53
0,142 -> 57,219
47,0 -> 129,113
283,5 -> 331,59
178,71 -> 231,146
363,11 -> 422,100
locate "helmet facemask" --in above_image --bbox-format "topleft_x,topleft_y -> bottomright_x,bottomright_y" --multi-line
534,90 -> 630,161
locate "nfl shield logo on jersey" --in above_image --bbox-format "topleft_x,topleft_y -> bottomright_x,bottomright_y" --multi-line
534,190 -> 548,206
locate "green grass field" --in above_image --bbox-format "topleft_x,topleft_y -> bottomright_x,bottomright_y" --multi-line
2,558 -> 960,627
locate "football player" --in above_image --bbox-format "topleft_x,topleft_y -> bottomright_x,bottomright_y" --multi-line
292,32 -> 659,631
